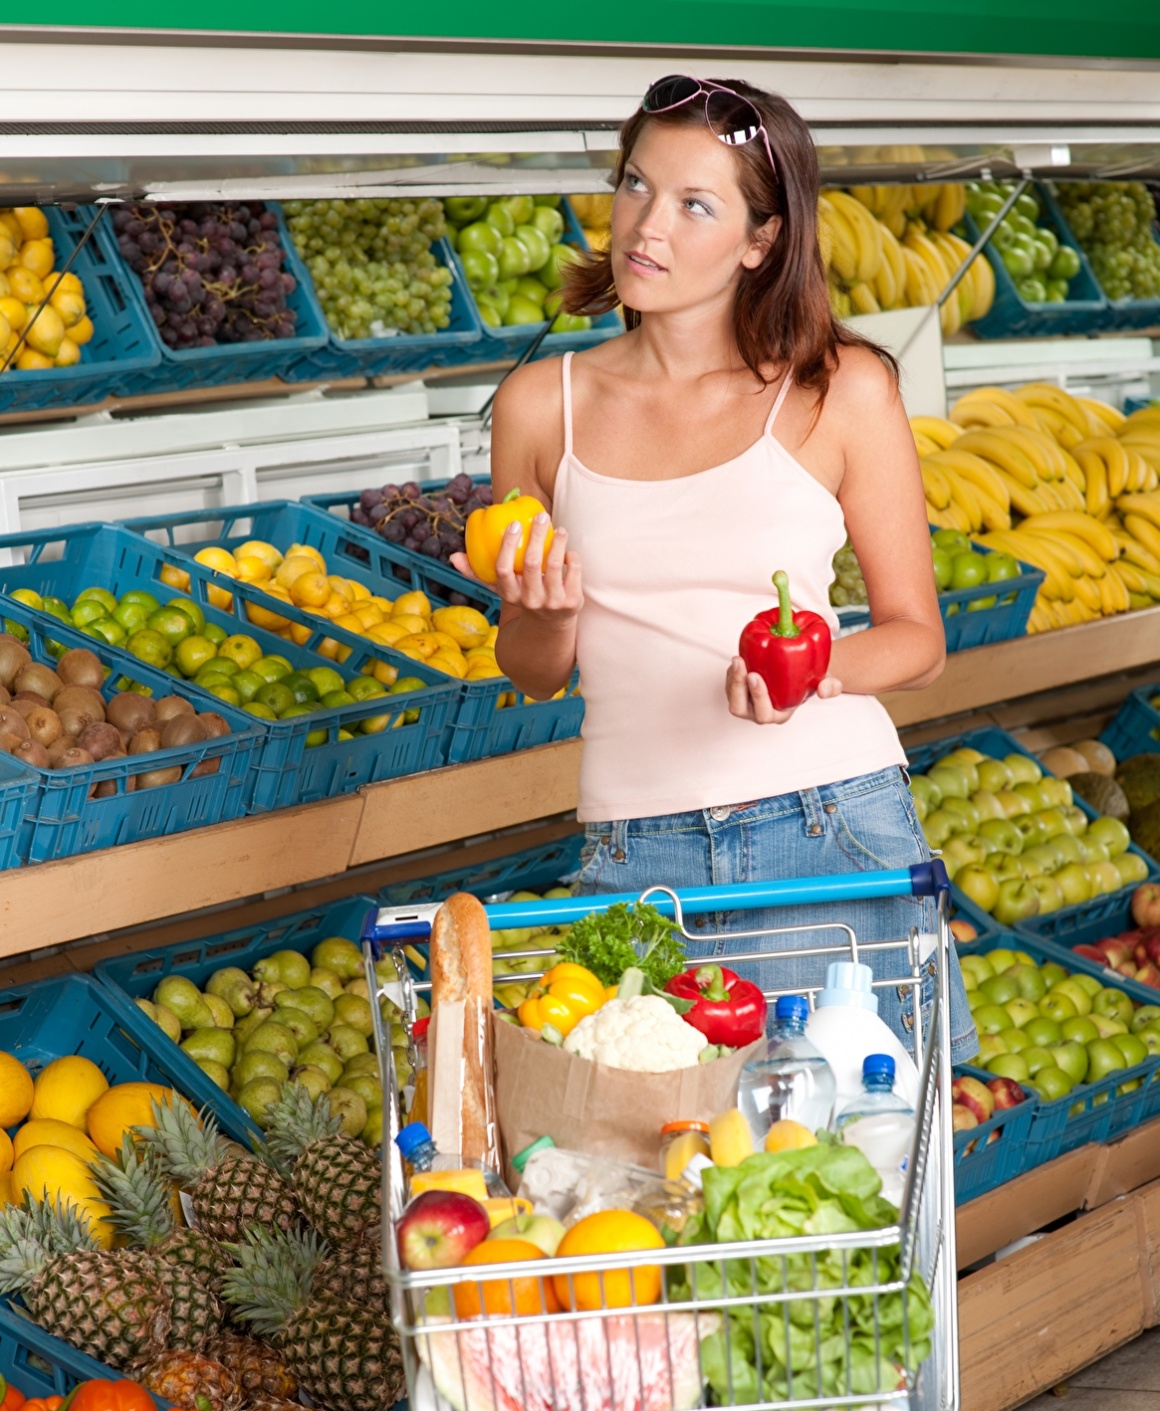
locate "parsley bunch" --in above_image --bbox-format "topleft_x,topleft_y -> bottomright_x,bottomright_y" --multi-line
558,902 -> 686,988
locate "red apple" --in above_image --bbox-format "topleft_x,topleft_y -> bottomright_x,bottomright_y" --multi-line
950,919 -> 979,944
1073,945 -> 1109,965
1098,939 -> 1135,969
1117,962 -> 1140,977
987,1076 -> 1025,1109
952,1104 -> 980,1133
1134,962 -> 1160,989
396,1189 -> 491,1270
1136,942 -> 1149,967
1132,883 -> 1160,928
1144,935 -> 1160,967
952,1075 -> 995,1124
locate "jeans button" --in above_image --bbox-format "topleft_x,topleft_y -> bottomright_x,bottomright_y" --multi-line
710,805 -> 731,821
693,915 -> 706,929
824,803 -> 836,814
612,848 -> 626,862
600,834 -> 611,845
808,824 -> 823,836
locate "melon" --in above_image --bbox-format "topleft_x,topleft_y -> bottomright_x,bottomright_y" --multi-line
1072,739 -> 1117,777
1039,747 -> 1089,778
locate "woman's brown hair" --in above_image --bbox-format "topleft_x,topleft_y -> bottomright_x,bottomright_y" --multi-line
561,78 -> 898,398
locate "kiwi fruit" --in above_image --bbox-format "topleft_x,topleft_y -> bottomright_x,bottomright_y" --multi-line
13,663 -> 61,703
25,707 -> 62,749
13,739 -> 50,768
0,731 -> 26,754
128,728 -> 163,755
54,686 -> 106,725
135,765 -> 183,789
56,648 -> 105,691
190,757 -> 222,779
0,637 -> 31,689
0,708 -> 30,741
9,700 -> 43,720
55,747 -> 95,769
107,692 -> 155,735
198,712 -> 231,739
46,737 -> 77,765
154,696 -> 195,723
13,692 -> 50,710
76,722 -> 123,761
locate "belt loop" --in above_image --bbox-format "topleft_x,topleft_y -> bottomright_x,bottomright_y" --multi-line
611,819 -> 628,863
799,787 -> 824,838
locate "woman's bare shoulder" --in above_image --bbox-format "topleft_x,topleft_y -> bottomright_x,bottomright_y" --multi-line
824,342 -> 902,410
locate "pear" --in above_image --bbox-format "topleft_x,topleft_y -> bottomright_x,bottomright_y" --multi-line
361,1106 -> 384,1147
181,1028 -> 236,1069
277,1008 -> 319,1048
274,986 -> 335,1030
343,977 -> 370,1002
154,1005 -> 182,1044
333,993 -> 373,1037
328,1023 -> 369,1061
297,1041 -> 345,1085
154,976 -> 214,1030
294,1065 -> 333,1100
253,949 -> 311,990
202,993 -> 236,1030
341,1052 -> 381,1079
309,966 -> 344,999
206,966 -> 258,1017
197,1060 -> 231,1092
325,1086 -> 368,1137
236,1078 -> 282,1127
242,1020 -> 298,1069
233,1006 -> 273,1045
232,1049 -> 290,1089
310,935 -> 363,980
342,1071 -> 382,1110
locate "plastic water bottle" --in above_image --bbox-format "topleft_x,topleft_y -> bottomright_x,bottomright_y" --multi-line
835,1055 -> 915,1207
737,995 -> 836,1148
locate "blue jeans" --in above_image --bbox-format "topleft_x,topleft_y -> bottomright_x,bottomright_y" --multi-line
575,765 -> 977,1065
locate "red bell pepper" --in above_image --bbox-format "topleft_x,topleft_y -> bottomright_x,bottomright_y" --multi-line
665,965 -> 767,1046
739,570 -> 831,711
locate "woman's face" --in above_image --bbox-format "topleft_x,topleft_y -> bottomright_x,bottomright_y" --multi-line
609,119 -> 773,317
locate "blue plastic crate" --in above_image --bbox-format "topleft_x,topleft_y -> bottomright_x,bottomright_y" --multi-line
954,932 -> 1160,1157
1043,182 -> 1160,334
0,522 -> 457,815
1100,684 -> 1160,766
951,1064 -> 1038,1204
0,1300 -> 165,1406
908,726 -> 1159,945
376,833 -> 584,907
281,225 -> 485,380
446,198 -> 622,359
0,596 -> 260,863
962,183 -> 1108,339
120,502 -> 586,767
0,753 -> 37,873
94,202 -> 329,391
0,206 -> 161,413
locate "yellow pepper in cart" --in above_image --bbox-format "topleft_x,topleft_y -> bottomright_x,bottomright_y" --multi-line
465,487 -> 554,583
517,963 -> 606,1038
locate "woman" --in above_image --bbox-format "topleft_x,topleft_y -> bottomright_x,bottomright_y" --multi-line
455,76 -> 975,1062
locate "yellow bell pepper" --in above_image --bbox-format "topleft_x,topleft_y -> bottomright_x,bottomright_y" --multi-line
465,487 -> 554,583
517,964 -> 606,1038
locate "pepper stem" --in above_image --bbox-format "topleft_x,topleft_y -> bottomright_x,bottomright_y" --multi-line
770,570 -> 801,638
695,964 -> 730,1002
502,487 -> 522,504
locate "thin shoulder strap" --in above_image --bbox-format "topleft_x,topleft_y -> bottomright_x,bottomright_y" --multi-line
561,351 -> 575,458
765,372 -> 794,435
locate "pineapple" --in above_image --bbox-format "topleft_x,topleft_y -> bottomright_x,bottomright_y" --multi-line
94,1137 -> 228,1293
311,1229 -> 388,1311
222,1227 -> 405,1411
0,1199 -> 220,1370
204,1331 -> 298,1401
143,1351 -> 242,1411
246,1398 -> 303,1411
135,1098 -> 299,1244
262,1086 -> 380,1245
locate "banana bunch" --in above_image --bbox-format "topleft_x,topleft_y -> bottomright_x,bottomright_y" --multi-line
1108,490 -> 1160,610
818,190 -> 885,318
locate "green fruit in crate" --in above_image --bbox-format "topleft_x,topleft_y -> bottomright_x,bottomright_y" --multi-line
324,1086 -> 368,1137
243,1021 -> 299,1070
182,1028 -> 237,1069
332,993 -> 373,1036
309,966 -> 345,999
233,1049 -> 291,1089
201,993 -> 235,1029
513,225 -> 552,271
297,1041 -> 345,1085
274,986 -> 336,1030
342,1052 -> 381,1079
147,606 -> 195,646
342,1072 -> 383,1110
236,1077 -> 283,1126
294,1066 -> 333,1100
277,1009 -> 320,1048
153,976 -> 214,1030
254,949 -> 312,989
1028,1065 -> 1073,1101
198,1060 -> 231,1092
328,1024 -> 369,1061
311,934 -> 364,979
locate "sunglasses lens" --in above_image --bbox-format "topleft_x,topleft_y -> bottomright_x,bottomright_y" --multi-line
643,75 -> 701,112
705,90 -> 762,146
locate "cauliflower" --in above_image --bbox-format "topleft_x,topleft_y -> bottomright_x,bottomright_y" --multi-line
563,995 -> 708,1072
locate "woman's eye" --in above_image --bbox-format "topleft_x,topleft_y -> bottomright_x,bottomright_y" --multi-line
686,198 -> 712,216
625,174 -> 645,191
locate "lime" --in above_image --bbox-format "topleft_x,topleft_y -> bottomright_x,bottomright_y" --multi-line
931,547 -> 952,592
283,673 -> 320,705
147,606 -> 195,646
306,665 -> 345,697
255,682 -> 295,715
321,689 -> 356,709
203,622 -> 228,647
231,670 -> 266,704
219,634 -> 262,671
126,628 -> 173,669
360,710 -> 400,735
71,599 -> 110,629
120,588 -> 160,613
194,667 -> 234,690
207,683 -> 241,706
9,588 -> 43,612
199,655 -> 238,678
931,529 -> 970,556
244,701 -> 278,720
167,597 -> 206,633
113,601 -> 150,635
175,635 -> 220,678
950,552 -> 988,591
389,676 -> 426,725
347,677 -> 387,702
42,597 -> 70,624
281,702 -> 328,746
252,655 -> 293,683
76,586 -> 118,614
88,618 -> 127,647
985,552 -> 1021,584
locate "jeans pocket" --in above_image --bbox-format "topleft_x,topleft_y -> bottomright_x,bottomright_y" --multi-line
576,822 -> 627,891
833,778 -> 927,879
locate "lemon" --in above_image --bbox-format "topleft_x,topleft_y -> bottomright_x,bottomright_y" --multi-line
353,604 -> 384,629
432,606 -> 491,649
347,581 -> 371,602
286,542 -> 326,572
24,304 -> 65,357
429,651 -> 467,678
70,315 -> 94,345
14,207 -> 49,241
160,561 -> 192,592
15,348 -> 53,371
13,1146 -> 115,1248
289,571 -> 331,609
13,1118 -> 99,1164
392,591 -> 432,619
194,546 -> 237,575
0,296 -> 25,333
19,238 -> 54,280
54,337 -> 81,367
367,621 -> 408,646
236,539 -> 283,570
763,1119 -> 818,1153
30,1054 -> 109,1127
9,268 -> 44,304
50,287 -> 86,328
0,1129 -> 12,1177
0,1052 -> 33,1127
391,613 -> 429,636
274,554 -> 320,590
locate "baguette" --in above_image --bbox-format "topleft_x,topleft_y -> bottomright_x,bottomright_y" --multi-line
429,892 -> 498,1170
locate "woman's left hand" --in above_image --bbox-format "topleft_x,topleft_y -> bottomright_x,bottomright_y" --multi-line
725,657 -> 843,724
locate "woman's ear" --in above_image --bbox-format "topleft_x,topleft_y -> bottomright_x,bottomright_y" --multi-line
742,215 -> 781,270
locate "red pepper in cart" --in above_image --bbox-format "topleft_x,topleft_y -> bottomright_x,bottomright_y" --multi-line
738,570 -> 832,711
665,965 -> 767,1046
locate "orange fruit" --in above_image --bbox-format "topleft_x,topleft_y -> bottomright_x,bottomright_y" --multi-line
452,1238 -> 559,1319
552,1210 -> 664,1311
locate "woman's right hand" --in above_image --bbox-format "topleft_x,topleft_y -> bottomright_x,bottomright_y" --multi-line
451,513 -> 583,624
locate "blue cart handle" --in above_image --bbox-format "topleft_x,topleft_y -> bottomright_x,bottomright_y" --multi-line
365,861 -> 948,942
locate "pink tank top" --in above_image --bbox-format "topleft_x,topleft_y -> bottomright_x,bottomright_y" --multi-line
551,352 -> 907,823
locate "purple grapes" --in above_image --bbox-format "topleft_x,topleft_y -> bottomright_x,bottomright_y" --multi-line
356,472 -> 486,573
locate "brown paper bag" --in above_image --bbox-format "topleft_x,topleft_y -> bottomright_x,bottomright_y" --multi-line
493,1019 -> 762,1185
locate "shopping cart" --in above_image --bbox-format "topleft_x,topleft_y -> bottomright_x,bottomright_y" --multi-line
366,863 -> 958,1411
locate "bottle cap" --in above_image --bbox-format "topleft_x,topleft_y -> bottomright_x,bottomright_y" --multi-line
660,1120 -> 710,1137
412,1018 -> 430,1041
394,1121 -> 434,1161
863,1053 -> 895,1081
681,1153 -> 715,1190
774,994 -> 810,1026
816,961 -> 879,1014
511,1135 -> 556,1174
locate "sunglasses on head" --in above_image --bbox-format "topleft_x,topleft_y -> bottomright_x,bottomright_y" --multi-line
641,75 -> 778,182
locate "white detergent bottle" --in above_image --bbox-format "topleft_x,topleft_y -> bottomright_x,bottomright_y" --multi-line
805,961 -> 920,1111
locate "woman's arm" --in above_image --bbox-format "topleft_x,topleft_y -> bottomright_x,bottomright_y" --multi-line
469,362 -> 583,702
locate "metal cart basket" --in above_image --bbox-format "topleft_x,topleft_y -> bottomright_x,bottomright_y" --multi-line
366,863 -> 958,1411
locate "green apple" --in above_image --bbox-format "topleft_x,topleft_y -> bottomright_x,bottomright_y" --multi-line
502,295 -> 547,326
1024,1015 -> 1064,1047
1086,816 -> 1131,858
1060,1015 -> 1100,1045
1005,963 -> 1047,1002
942,797 -> 981,831
973,1003 -> 1014,1036
976,1032 -> 1010,1063
475,298 -> 502,328
1138,1027 -> 1160,1056
1093,988 -> 1134,1026
499,195 -> 536,226
513,276 -> 549,307
955,865 -> 999,912
497,236 -> 533,280
970,790 -> 1007,822
444,196 -> 488,225
924,809 -> 969,848
992,879 -> 1041,927
996,790 -> 1032,817
1002,1024 -> 1034,1050
513,224 -> 552,272
1039,777 -> 1073,809
1050,1042 -> 1088,1085
1014,781 -> 1051,812
910,774 -> 942,810
1086,1038 -> 1126,1081
1131,1004 -> 1160,1034
1089,860 -> 1124,896
987,1052 -> 1030,1082
461,247 -> 500,291
943,836 -> 988,872
960,954 -> 996,985
1113,1032 -> 1149,1069
980,974 -> 1020,1005
968,988 -> 990,1014
1040,962 -> 1068,989
1114,852 -> 1151,886
1053,862 -> 1093,906
539,242 -> 581,291
961,965 -> 978,992
1022,1045 -> 1055,1075
1032,808 -> 1071,840
928,764 -> 971,800
484,202 -> 516,237
1061,806 -> 1089,836
1051,979 -> 1092,1016
1072,974 -> 1102,999
457,221 -> 503,257
1039,990 -> 1078,1022
1029,1065 -> 1074,1101
987,947 -> 1019,974
1014,813 -> 1050,847
977,758 -> 1014,792
990,855 -> 1027,882
1051,835 -> 1085,864
1078,836 -> 1110,865
1029,874 -> 1065,913
1090,1013 -> 1128,1038
979,817 -> 1023,853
